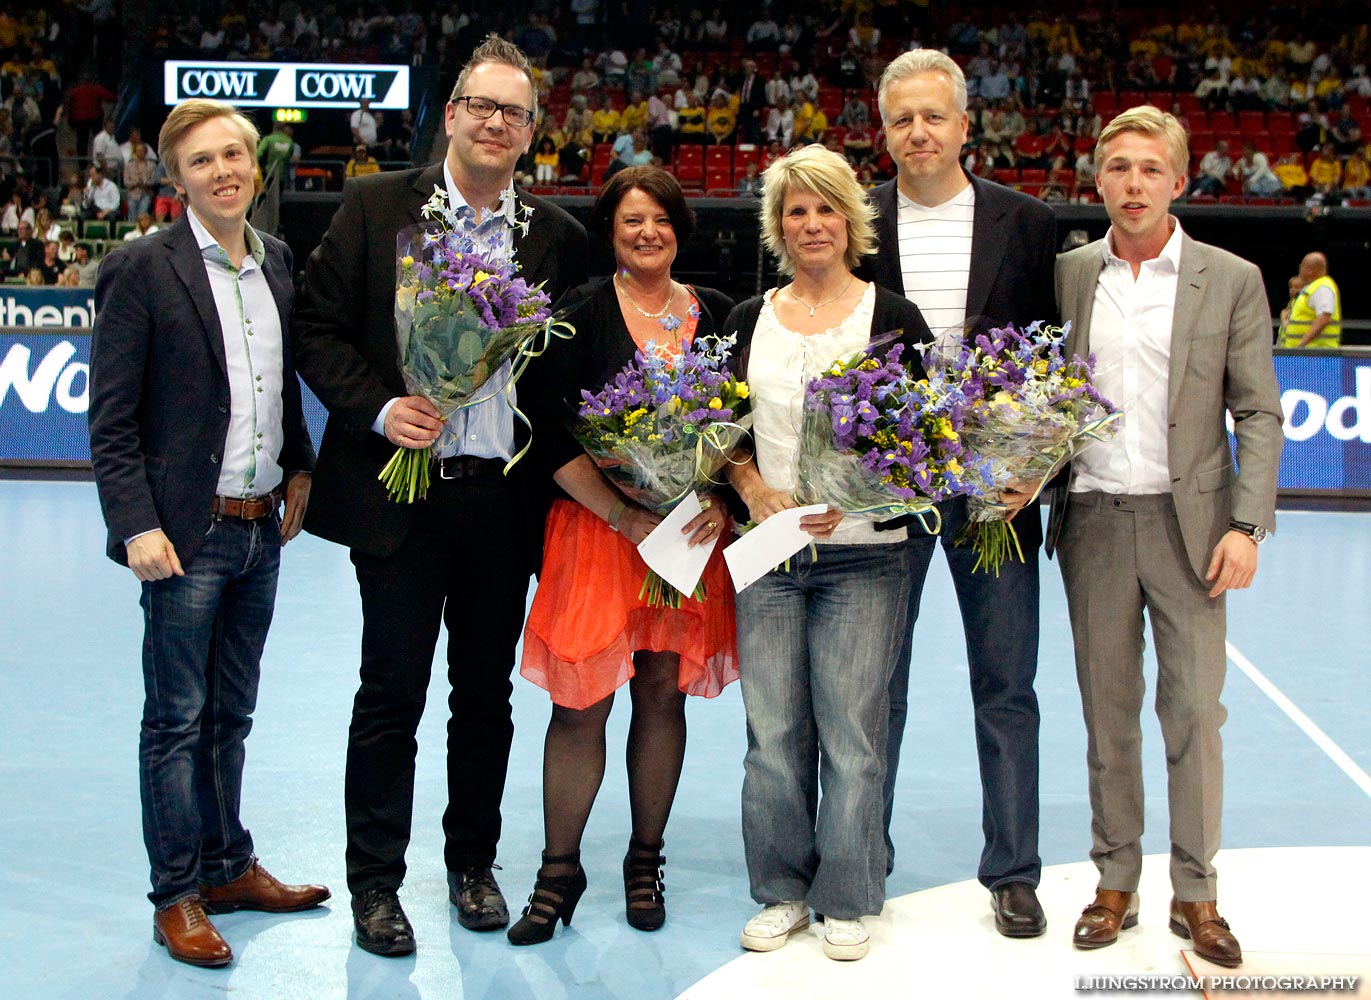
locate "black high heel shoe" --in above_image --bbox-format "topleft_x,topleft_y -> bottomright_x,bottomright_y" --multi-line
506,852 -> 587,946
623,838 -> 666,932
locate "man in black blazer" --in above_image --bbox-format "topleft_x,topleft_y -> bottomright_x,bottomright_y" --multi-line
88,99 -> 327,970
293,35 -> 588,956
866,50 -> 1058,938
735,58 -> 768,145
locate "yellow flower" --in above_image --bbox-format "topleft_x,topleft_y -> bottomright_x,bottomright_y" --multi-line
736,382 -> 750,399
473,270 -> 491,284
401,255 -> 415,268
709,397 -> 723,409
947,458 -> 963,475
1034,359 -> 1048,374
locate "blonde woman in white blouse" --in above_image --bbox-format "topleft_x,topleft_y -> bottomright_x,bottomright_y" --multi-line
723,145 -> 932,962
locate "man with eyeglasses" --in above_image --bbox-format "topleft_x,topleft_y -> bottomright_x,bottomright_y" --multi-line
293,34 -> 588,957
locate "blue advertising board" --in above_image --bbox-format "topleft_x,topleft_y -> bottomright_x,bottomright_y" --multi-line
2,293 -> 1368,494
1,290 -> 328,465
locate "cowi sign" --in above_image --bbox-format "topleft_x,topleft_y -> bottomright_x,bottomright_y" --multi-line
164,61 -> 409,109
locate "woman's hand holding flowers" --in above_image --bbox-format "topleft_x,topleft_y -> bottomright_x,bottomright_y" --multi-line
681,499 -> 724,548
799,506 -> 843,539
614,504 -> 663,545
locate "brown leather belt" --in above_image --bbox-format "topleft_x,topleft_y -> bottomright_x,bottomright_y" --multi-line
437,455 -> 503,480
211,489 -> 281,520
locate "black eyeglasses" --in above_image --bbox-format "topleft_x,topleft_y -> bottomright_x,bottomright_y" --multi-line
453,95 -> 535,128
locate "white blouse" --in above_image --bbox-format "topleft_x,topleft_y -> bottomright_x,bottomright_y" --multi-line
747,283 -> 905,545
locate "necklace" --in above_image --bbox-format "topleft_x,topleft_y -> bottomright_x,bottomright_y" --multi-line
788,275 -> 855,317
617,274 -> 676,320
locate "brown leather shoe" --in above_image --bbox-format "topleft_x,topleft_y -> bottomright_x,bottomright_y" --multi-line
153,896 -> 232,967
1169,897 -> 1242,968
200,858 -> 331,914
1073,889 -> 1139,950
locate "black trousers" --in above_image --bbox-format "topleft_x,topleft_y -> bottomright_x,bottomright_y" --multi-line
344,470 -> 531,895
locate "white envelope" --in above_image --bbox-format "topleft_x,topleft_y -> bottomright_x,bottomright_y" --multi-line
722,504 -> 828,593
637,491 -> 714,598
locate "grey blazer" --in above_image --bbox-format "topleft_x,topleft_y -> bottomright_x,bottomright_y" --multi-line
1044,233 -> 1284,583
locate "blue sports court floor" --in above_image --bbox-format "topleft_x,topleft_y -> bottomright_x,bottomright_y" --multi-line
0,481 -> 1367,999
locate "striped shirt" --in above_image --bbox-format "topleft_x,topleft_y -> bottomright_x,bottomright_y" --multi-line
896,183 -> 975,360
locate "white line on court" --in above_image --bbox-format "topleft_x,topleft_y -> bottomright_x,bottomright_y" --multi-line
1227,640 -> 1371,800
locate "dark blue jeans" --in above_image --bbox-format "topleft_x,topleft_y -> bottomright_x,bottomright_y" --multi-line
884,495 -> 1042,889
138,515 -> 280,908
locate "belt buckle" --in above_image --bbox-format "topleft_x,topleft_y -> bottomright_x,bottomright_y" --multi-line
439,456 -> 460,480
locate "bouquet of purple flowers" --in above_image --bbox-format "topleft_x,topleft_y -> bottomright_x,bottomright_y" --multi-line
380,186 -> 571,502
576,334 -> 750,606
941,321 -> 1121,573
799,340 -> 990,531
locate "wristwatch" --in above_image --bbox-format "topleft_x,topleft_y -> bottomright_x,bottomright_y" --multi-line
1228,519 -> 1269,544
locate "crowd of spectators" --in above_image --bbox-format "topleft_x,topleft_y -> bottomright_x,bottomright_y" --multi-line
3,0 -> 1371,278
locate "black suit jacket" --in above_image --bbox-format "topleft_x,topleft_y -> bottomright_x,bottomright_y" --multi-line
292,163 -> 589,561
88,217 -> 314,566
862,172 -> 1058,550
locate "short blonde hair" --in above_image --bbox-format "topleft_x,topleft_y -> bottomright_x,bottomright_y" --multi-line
1095,104 -> 1189,175
159,98 -> 260,186
760,145 -> 876,276
878,49 -> 968,121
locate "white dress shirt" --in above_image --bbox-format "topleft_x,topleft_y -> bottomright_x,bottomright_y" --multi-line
1070,219 -> 1185,495
187,208 -> 286,498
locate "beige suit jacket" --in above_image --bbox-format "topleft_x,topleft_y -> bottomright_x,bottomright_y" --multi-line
1045,232 -> 1284,583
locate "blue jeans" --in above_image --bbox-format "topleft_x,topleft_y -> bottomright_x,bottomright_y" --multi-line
126,190 -> 152,224
737,542 -> 912,920
138,515 -> 280,908
884,495 -> 1042,889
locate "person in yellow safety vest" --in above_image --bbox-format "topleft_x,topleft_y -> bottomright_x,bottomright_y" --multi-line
1281,251 -> 1341,347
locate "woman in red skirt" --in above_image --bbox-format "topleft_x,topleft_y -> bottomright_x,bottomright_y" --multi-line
510,167 -> 738,944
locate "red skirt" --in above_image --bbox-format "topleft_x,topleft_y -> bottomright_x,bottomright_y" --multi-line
521,499 -> 739,709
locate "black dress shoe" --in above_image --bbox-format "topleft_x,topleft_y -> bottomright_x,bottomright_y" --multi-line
352,888 -> 416,956
448,866 -> 509,931
992,882 -> 1047,938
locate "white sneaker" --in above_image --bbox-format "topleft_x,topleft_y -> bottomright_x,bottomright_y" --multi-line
821,917 -> 870,961
740,901 -> 810,952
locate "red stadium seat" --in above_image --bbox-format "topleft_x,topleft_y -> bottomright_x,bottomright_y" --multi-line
1238,111 -> 1267,133
1267,132 -> 1294,156
1267,114 -> 1295,136
992,168 -> 1019,185
705,167 -> 732,192
1209,111 -> 1237,132
676,146 -> 703,170
705,146 -> 732,170
1093,92 -> 1118,115
675,163 -> 704,189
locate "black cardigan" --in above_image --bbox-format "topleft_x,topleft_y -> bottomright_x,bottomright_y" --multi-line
521,275 -> 737,487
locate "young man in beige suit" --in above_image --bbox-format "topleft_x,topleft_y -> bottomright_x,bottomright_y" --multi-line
1047,105 -> 1284,967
